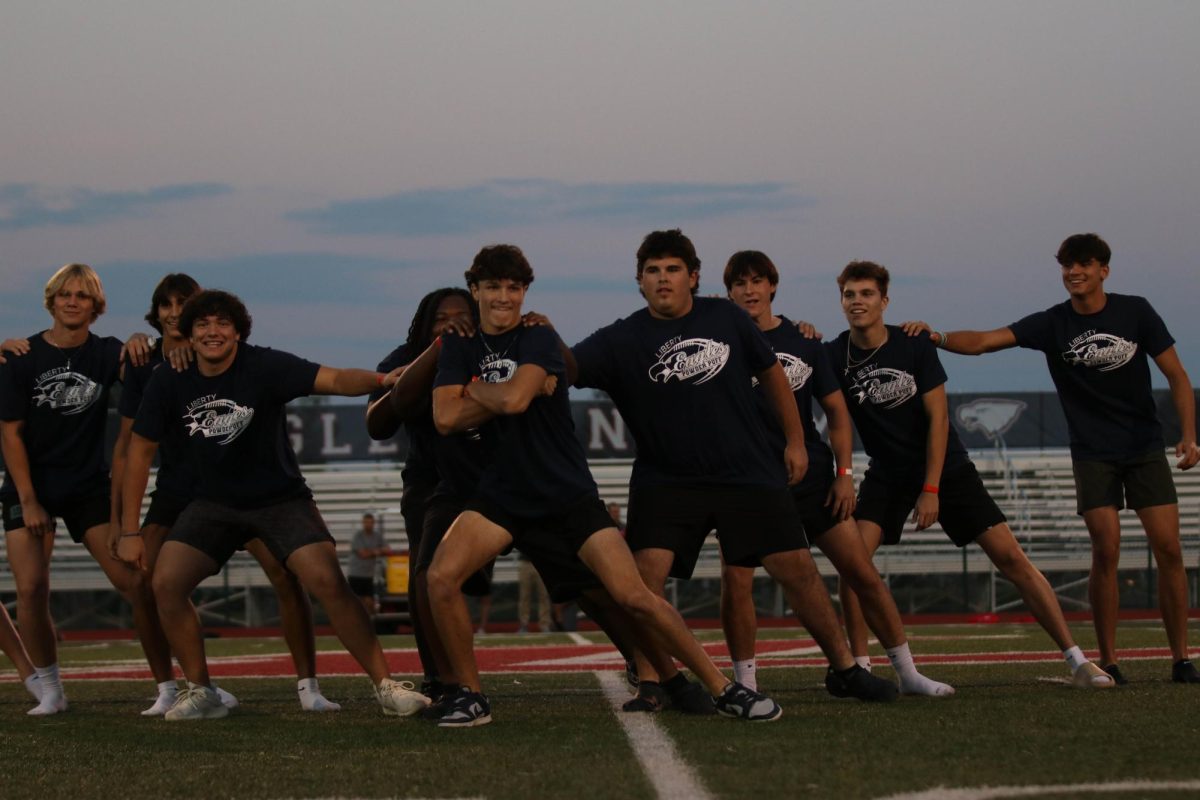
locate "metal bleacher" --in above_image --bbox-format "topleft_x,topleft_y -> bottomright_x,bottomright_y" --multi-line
2,450 -> 1199,623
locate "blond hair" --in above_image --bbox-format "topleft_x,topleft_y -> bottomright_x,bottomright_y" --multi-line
44,263 -> 106,320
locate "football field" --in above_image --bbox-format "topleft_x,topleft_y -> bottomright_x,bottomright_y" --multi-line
2,621 -> 1199,800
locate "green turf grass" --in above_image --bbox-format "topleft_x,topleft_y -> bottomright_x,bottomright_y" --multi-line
2,623 -> 1199,799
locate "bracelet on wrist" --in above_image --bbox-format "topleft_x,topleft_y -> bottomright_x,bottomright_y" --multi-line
922,484 -> 939,495
837,467 -> 854,477
120,531 -> 143,538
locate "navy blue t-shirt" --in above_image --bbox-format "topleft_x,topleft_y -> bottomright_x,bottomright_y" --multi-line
133,344 -> 320,509
1009,293 -> 1174,461
572,296 -> 786,489
759,317 -> 840,488
827,326 -> 968,479
373,343 -> 438,489
0,332 -> 122,502
119,344 -> 194,499
434,324 -> 596,515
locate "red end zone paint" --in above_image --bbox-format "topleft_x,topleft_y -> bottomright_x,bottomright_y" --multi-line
19,640 -> 1180,682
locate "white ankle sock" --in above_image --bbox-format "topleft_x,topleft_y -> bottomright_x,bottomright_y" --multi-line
886,642 -> 955,696
298,677 -> 341,712
1063,646 -> 1087,672
732,659 -> 757,691
141,681 -> 179,716
854,655 -> 873,671
24,673 -> 42,701
28,664 -> 67,715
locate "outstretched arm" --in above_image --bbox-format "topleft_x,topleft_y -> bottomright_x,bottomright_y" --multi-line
313,366 -> 402,397
1154,346 -> 1199,470
365,344 -> 441,440
899,322 -> 1018,355
756,361 -> 807,485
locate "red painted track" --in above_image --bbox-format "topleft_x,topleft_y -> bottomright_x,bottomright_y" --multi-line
28,639 -> 1180,682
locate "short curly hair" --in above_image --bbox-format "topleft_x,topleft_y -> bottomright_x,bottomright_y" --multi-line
179,290 -> 253,340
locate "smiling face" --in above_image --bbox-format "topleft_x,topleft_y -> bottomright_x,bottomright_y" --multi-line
471,278 -> 526,334
727,269 -> 775,325
1060,258 -> 1108,301
157,293 -> 190,340
639,257 -> 698,319
840,278 -> 889,332
50,277 -> 97,331
190,313 -> 241,367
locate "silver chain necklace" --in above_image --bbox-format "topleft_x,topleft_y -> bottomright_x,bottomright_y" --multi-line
844,331 -> 887,376
480,329 -> 517,362
46,331 -> 87,371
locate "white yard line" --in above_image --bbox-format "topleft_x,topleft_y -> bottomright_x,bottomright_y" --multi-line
594,670 -> 714,800
874,779 -> 1200,800
567,631 -> 591,645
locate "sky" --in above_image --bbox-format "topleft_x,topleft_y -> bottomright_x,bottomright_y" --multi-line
2,1 -> 1198,391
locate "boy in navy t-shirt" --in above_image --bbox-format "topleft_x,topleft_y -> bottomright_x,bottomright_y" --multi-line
720,250 -> 952,697
117,289 -> 428,721
0,263 -> 131,715
831,260 -> 1112,689
570,230 -> 898,706
909,232 -> 1199,684
111,273 -> 340,715
427,244 -> 779,726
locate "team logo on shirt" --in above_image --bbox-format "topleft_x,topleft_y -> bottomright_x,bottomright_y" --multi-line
1061,330 -> 1136,372
649,337 -> 730,385
848,366 -> 917,408
479,356 -> 518,383
183,395 -> 255,445
750,352 -> 813,390
31,368 -> 102,415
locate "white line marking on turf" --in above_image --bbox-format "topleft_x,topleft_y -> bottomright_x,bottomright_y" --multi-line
595,671 -> 715,800
874,779 -> 1200,800
567,632 -> 590,645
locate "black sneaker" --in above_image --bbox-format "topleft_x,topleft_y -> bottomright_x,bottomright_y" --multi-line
437,687 -> 492,728
622,680 -> 665,713
421,678 -> 448,699
1172,659 -> 1200,684
714,682 -> 782,722
420,683 -> 460,721
666,679 -> 716,716
825,665 -> 899,702
1101,664 -> 1129,686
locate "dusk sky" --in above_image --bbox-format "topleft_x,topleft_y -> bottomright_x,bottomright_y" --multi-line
3,2 -> 1198,391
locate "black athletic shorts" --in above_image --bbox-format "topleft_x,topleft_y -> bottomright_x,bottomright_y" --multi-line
2,491 -> 110,543
1071,449 -> 1178,515
420,494 -> 494,597
347,575 -> 375,597
465,494 -> 611,603
792,471 -> 843,543
626,484 -> 806,579
855,462 -> 1006,547
143,490 -> 191,529
168,496 -> 335,571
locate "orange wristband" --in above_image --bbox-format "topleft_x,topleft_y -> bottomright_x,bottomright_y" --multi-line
922,484 -> 939,495
376,373 -> 385,386
837,468 -> 853,477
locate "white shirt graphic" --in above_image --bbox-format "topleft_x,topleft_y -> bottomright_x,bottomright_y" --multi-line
1061,331 -> 1137,372
32,369 -> 102,416
183,398 -> 255,445
648,338 -> 730,385
849,366 -> 917,409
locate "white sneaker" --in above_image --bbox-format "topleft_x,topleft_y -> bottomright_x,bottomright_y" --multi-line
215,685 -> 239,709
1072,661 -> 1115,689
164,685 -> 229,721
27,691 -> 68,716
299,689 -> 342,712
376,679 -> 431,717
141,689 -> 179,717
